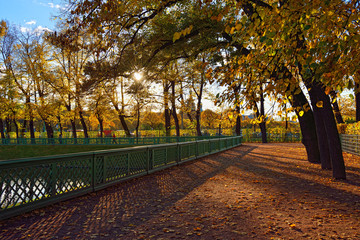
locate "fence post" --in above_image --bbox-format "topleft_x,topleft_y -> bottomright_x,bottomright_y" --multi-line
92,153 -> 95,192
146,147 -> 150,173
177,143 -> 181,163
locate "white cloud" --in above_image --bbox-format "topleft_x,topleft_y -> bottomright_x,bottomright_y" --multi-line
34,26 -> 53,33
20,27 -> 31,33
26,20 -> 37,25
20,26 -> 53,34
48,3 -> 62,9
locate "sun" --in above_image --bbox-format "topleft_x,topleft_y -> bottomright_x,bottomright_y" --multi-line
133,72 -> 143,81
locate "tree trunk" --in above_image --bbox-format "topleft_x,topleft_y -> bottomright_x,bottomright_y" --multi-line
5,117 -> 11,138
290,85 -> 321,163
135,107 -> 140,138
171,80 -> 180,137
307,85 -> 332,169
195,109 -> 202,136
356,83 -> 360,122
65,105 -> 77,139
256,88 -> 267,143
330,91 -> 344,124
57,116 -> 63,141
29,118 -> 35,144
70,119 -> 77,139
235,105 -> 241,136
0,118 -> 5,139
165,107 -> 171,136
44,120 -> 54,139
13,117 -> 19,141
79,110 -> 89,138
307,81 -> 346,179
119,114 -> 131,137
29,118 -> 35,139
278,65 -> 320,163
98,117 -> 104,138
21,119 -> 27,138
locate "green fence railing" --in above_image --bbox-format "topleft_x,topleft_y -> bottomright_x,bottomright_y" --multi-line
340,134 -> 360,156
0,136 -> 228,145
0,136 -> 242,220
241,132 -> 301,143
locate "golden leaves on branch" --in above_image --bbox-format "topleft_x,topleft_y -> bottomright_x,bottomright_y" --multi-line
173,25 -> 193,42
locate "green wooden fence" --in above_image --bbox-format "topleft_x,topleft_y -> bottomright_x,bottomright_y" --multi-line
340,134 -> 360,156
0,136 -> 241,220
241,132 -> 301,143
0,136 -> 228,145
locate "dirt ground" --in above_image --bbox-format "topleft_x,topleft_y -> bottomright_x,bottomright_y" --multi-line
1,143 -> 360,240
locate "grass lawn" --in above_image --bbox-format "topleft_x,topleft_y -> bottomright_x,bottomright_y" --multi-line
0,145 -> 134,160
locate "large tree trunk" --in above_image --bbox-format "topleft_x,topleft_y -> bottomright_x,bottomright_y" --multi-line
330,91 -> 344,124
307,80 -> 346,179
356,83 -> 360,122
278,66 -> 320,163
290,85 -> 321,164
306,85 -> 332,169
79,109 -> 89,138
171,80 -> 180,137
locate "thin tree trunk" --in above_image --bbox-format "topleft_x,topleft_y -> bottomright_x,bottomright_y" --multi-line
165,107 -> 171,136
164,83 -> 171,137
21,120 -> 27,138
356,83 -> 360,122
330,91 -> 344,124
119,114 -> 131,137
79,109 -> 89,138
29,118 -> 35,139
97,117 -> 104,138
13,117 -> 19,141
253,88 -> 267,143
5,117 -> 11,138
235,105 -> 241,136
195,109 -> 202,136
57,116 -> 63,142
171,80 -> 180,137
70,119 -> 77,139
29,118 -> 35,144
135,107 -> 140,138
44,120 -> 54,139
0,118 -> 5,139
65,104 -> 77,139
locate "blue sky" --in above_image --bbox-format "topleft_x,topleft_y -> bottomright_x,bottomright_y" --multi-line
0,0 -> 65,31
